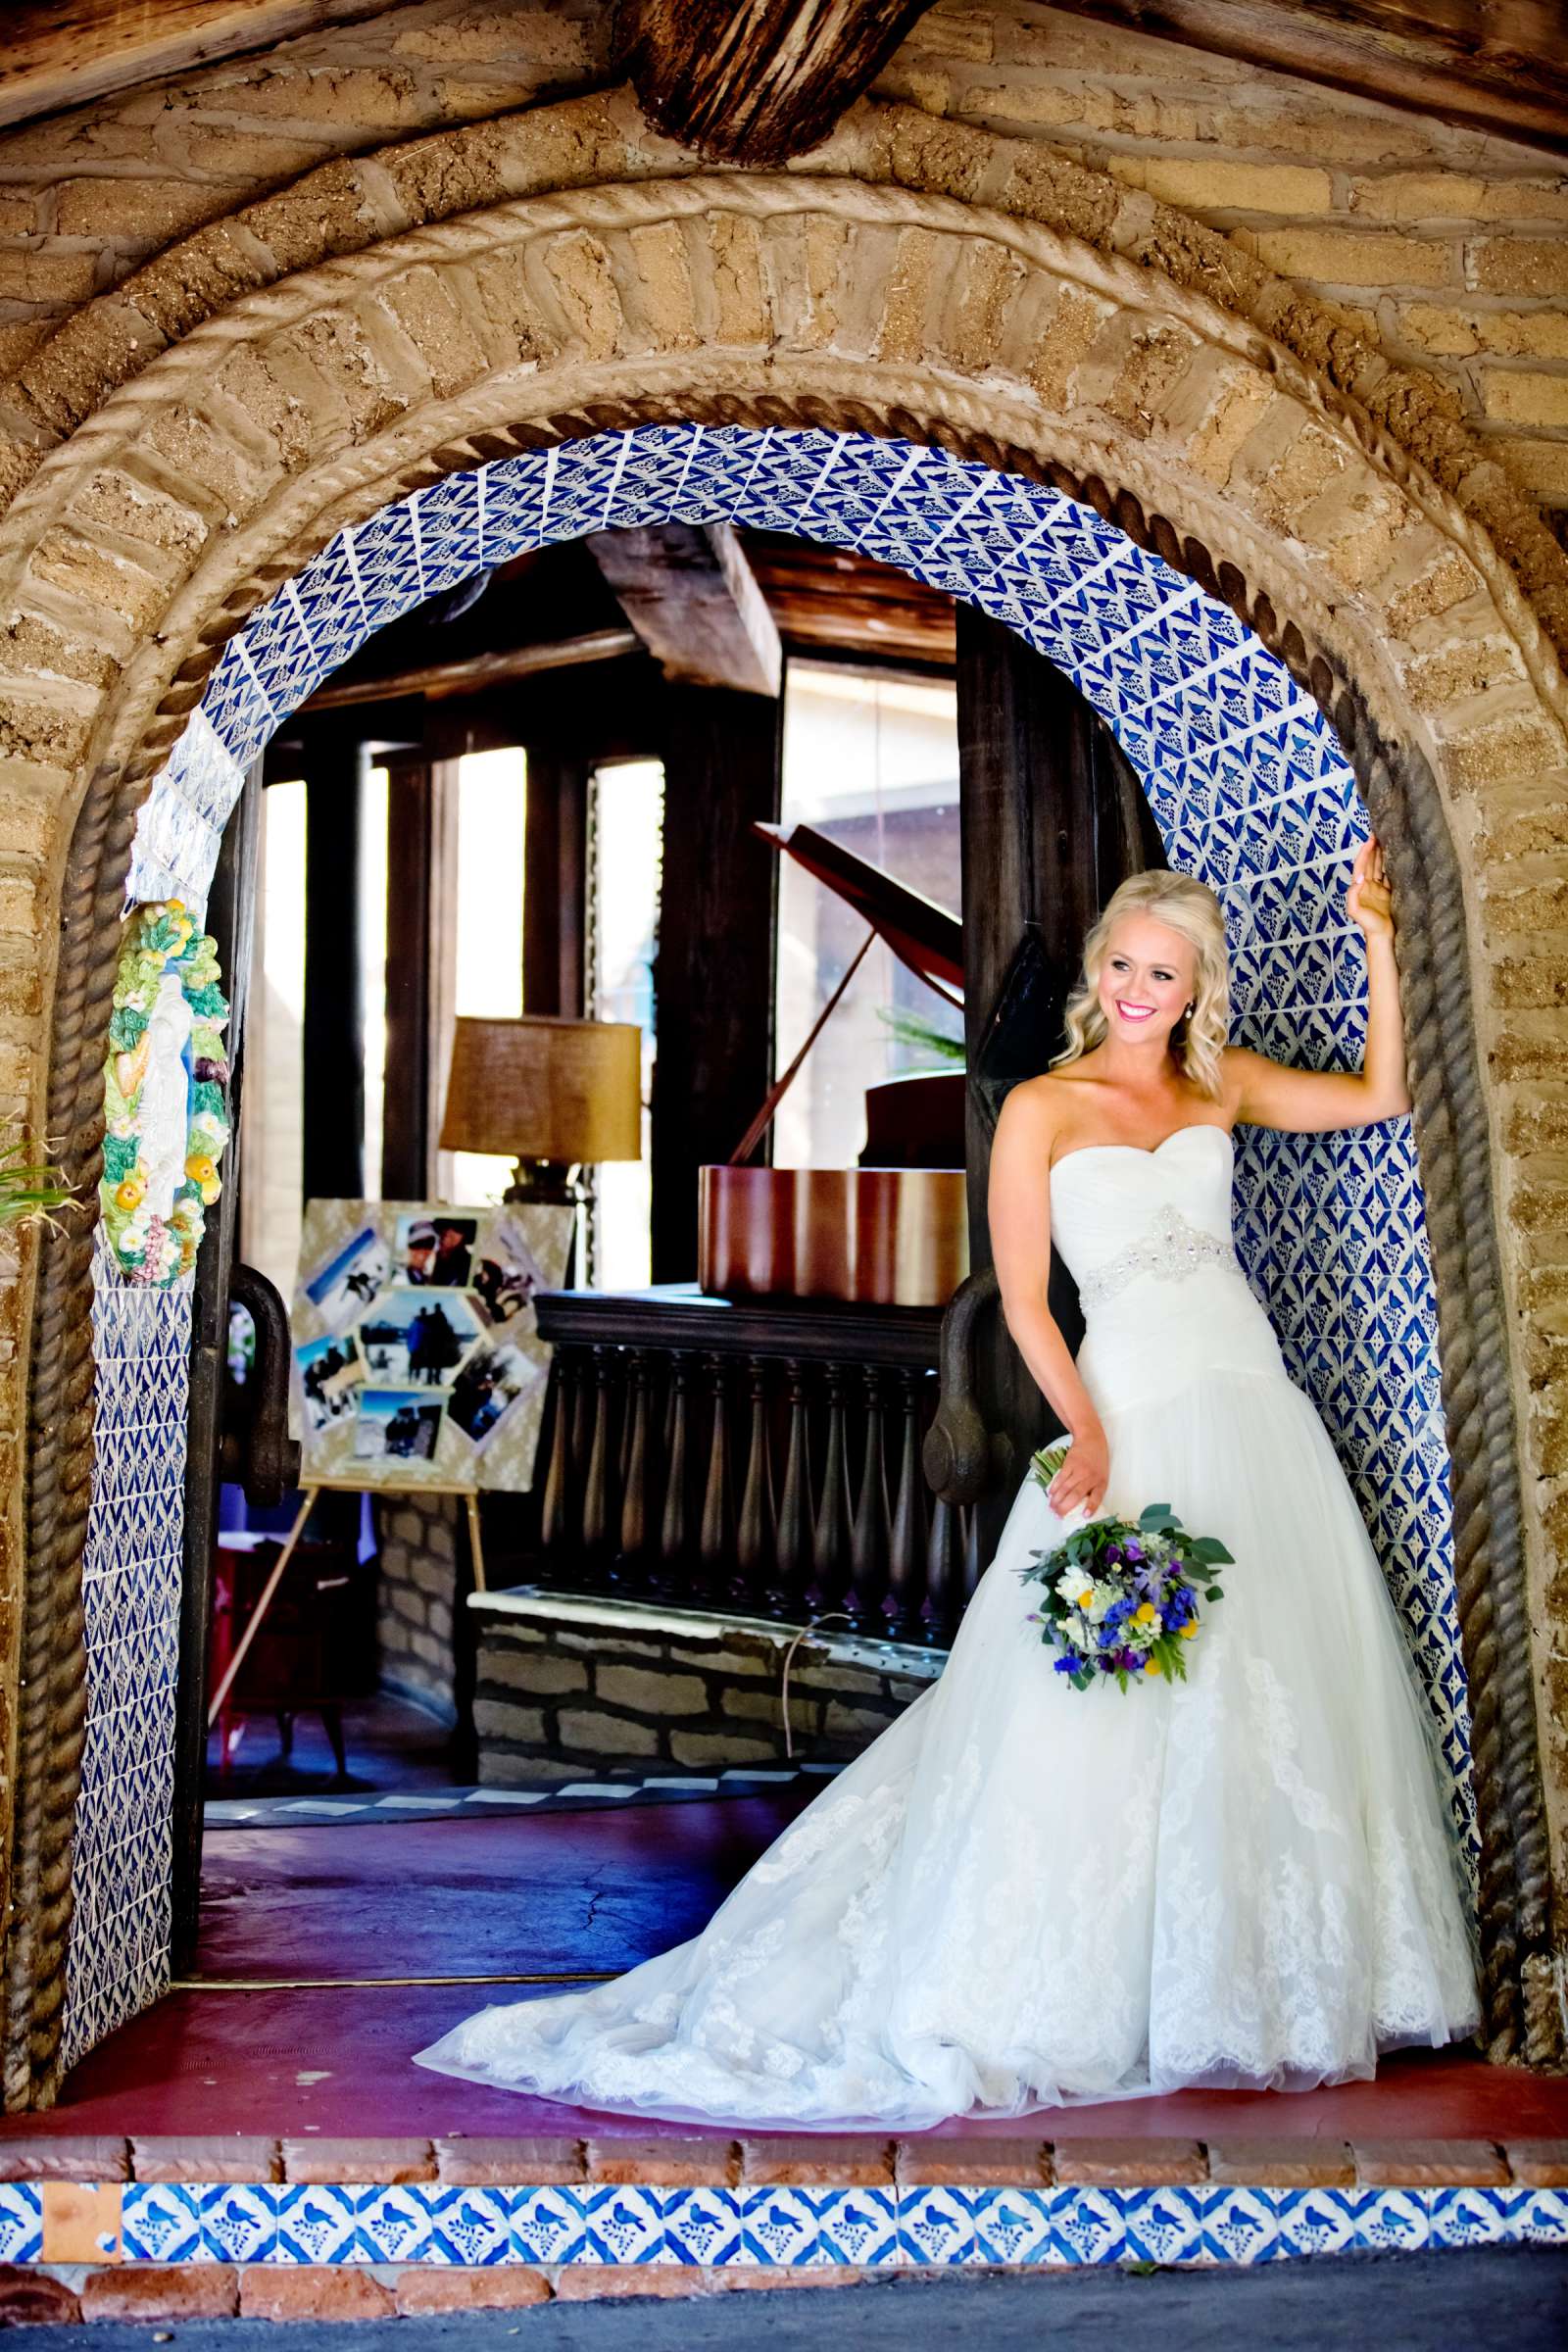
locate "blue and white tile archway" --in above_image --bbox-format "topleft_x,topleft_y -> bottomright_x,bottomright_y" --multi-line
67,423 -> 1474,2062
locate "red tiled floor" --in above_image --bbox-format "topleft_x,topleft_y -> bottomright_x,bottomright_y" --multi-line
20,1983 -> 705,2139
9,1794 -> 1566,2147
9,1984 -> 1560,2143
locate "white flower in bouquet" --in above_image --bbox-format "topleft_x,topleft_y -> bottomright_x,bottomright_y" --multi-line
1022,1439 -> 1236,1693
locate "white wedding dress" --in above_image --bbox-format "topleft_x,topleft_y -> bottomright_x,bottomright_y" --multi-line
416,1125 -> 1481,2126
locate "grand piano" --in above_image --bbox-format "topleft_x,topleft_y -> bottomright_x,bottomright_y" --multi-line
699,818 -> 969,1308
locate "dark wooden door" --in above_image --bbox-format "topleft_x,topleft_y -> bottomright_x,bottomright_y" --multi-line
956,606 -> 1166,1555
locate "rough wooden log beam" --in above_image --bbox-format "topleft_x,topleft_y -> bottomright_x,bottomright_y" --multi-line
299,627 -> 639,711
616,0 -> 934,165
587,521 -> 783,697
0,0 -> 391,132
1040,1 -> 1568,160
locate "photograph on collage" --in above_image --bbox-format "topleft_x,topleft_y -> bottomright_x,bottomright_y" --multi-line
358,1287 -> 480,1386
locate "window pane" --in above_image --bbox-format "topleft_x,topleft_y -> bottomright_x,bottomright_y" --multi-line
240,778 -> 308,1301
361,763 -> 389,1200
449,746 -> 527,1206
773,664 -> 962,1170
592,760 -> 662,1292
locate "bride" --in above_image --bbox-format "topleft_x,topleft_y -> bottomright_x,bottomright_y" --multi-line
416,841 -> 1481,2127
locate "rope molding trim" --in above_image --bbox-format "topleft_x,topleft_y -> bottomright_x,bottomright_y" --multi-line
2,169 -> 1564,762
0,92 -> 1562,682
3,401 -> 1551,2107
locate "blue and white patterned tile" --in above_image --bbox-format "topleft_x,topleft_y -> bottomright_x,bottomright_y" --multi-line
897,2184 -> 1053,2266
1193,2185 -> 1283,2264
201,643 -> 275,767
415,2187 -> 514,2266
1119,2185 -> 1218,2266
1036,2188 -> 1128,2266
0,2187 -> 42,2263
24,2175 -> 1568,2277
658,2187 -> 744,2266
564,2184 -> 670,2265
738,2187 -> 899,2267
1270,2187 -> 1363,2259
897,2184 -> 981,2265
510,2187 -> 586,2266
1424,2186 -> 1525,2249
123,2183 -> 276,2264
1346,2187 -> 1429,2254
274,2184 -> 457,2265
1514,2191 -> 1568,2245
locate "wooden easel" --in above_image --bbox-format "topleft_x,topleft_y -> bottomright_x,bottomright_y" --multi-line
206,1477 -> 486,1729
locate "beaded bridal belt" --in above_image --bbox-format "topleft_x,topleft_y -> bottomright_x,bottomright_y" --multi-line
1075,1202 -> 1244,1312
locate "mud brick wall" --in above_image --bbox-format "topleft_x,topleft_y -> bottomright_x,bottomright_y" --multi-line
471,1608 -> 942,1783
881,3 -> 1568,534
0,2 -> 1561,532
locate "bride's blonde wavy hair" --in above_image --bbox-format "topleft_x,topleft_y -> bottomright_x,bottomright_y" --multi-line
1051,870 -> 1231,1101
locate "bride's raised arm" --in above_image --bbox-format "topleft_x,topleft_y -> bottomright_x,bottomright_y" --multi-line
1226,833 -> 1413,1136
988,1079 -> 1109,1518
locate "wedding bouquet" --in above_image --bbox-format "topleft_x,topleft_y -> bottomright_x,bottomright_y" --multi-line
1020,1441 -> 1234,1691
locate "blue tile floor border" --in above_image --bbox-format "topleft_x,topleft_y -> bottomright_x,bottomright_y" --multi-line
95,2180 -> 1568,2269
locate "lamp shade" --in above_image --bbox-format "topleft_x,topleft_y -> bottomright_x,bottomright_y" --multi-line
439,1015 -> 643,1162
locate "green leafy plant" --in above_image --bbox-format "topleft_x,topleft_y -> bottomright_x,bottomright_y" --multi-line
0,1129 -> 75,1233
874,1005 -> 965,1065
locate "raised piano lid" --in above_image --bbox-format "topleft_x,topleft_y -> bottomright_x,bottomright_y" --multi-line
753,820 -> 963,1002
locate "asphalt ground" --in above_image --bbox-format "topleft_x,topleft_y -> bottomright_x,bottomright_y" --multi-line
26,2244 -> 1568,2351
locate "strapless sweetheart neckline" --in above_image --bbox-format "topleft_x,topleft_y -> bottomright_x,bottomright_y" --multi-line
1051,1123 -> 1234,1178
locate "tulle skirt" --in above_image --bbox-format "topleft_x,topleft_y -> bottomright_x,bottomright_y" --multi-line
414,1354 -> 1482,2129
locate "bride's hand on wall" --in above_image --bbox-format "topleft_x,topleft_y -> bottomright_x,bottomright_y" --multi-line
1049,1425 -> 1110,1519
1347,834 -> 1394,944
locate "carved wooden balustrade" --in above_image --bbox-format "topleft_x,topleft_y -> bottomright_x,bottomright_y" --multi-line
520,1285 -> 987,1643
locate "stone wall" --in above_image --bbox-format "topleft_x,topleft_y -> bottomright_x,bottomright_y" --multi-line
0,2 -> 1561,532
373,1494 -> 461,1721
880,3 -> 1568,534
0,0 -> 611,376
472,1601 -> 942,1783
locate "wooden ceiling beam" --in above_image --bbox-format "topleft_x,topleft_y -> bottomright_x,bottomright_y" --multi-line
0,0 -> 390,132
586,520 -> 784,696
1038,1 -> 1568,160
615,0 -> 933,165
741,528 -> 956,668
298,626 -> 639,711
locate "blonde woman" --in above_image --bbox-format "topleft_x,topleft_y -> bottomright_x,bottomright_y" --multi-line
417,838 -> 1480,2124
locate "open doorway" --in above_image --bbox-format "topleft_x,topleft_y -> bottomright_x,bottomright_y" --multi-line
54,427 -> 1474,2117
181,517 -> 978,2005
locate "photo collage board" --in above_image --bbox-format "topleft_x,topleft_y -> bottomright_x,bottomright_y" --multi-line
291,1198 -> 574,1492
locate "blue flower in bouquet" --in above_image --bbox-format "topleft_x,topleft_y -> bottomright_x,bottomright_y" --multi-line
1018,1442 -> 1235,1693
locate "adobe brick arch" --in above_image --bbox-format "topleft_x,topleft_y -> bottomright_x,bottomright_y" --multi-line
1,139 -> 1566,2101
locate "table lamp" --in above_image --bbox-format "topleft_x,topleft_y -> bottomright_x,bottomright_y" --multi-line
438,1014 -> 643,1206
